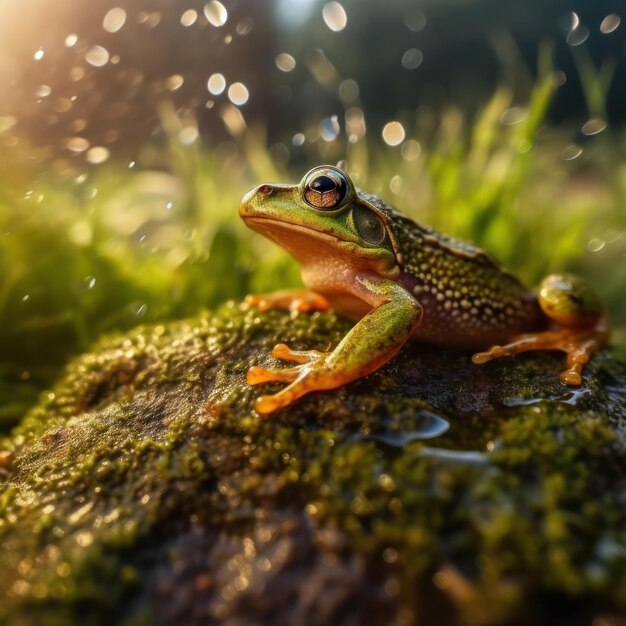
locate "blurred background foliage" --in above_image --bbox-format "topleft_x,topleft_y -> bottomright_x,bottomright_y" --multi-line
0,0 -> 625,429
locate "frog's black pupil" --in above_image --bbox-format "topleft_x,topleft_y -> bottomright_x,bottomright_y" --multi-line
310,175 -> 337,192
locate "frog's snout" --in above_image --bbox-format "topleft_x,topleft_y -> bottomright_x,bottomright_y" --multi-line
239,184 -> 274,217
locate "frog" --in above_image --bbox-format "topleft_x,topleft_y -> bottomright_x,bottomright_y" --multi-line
240,165 -> 609,415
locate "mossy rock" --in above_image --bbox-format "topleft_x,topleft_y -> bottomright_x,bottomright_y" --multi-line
1,303 -> 625,626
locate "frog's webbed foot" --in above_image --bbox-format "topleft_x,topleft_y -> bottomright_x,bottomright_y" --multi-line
471,320 -> 609,385
244,289 -> 330,314
247,343 -> 339,415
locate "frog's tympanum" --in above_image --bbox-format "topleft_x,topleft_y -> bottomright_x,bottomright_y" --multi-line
240,165 -> 609,415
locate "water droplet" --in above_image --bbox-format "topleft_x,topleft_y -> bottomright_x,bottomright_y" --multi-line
419,447 -> 487,464
236,17 -> 253,35
179,126 -> 199,145
600,14 -> 620,34
36,85 -> 52,98
85,276 -> 96,289
65,137 -> 90,153
227,82 -> 249,106
85,45 -> 110,67
581,117 -> 607,136
181,9 -> 198,26
587,237 -> 605,252
566,25 -> 590,46
322,2 -> 347,32
207,73 -> 226,95
65,34 -> 78,47
22,294 -> 30,303
204,1 -> 227,27
562,143 -> 582,160
292,132 -> 305,147
275,52 -> 296,72
135,303 -> 148,318
367,411 -> 450,447
319,115 -> 340,141
33,48 -> 45,61
382,121 -> 405,146
404,10 -> 426,32
166,74 -> 184,91
103,8 -> 126,33
86,146 -> 110,164
128,161 -> 136,168
401,48 -> 423,70
338,78 -> 359,103
165,201 -> 174,210
500,106 -> 526,125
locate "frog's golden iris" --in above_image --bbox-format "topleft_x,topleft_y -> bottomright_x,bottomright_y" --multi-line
240,165 -> 609,415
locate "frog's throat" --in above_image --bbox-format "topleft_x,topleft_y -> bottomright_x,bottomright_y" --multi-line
243,216 -> 398,274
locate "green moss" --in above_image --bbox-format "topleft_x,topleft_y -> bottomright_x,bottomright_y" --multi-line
1,304 -> 625,626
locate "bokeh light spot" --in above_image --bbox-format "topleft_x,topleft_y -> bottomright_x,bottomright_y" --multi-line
179,127 -> 199,145
103,8 -> 127,33
382,121 -> 405,146
404,10 -> 426,32
322,2 -> 347,32
236,17 -> 254,35
36,85 -> 52,98
166,75 -> 185,91
85,46 -> 110,67
65,34 -> 78,47
500,106 -> 526,125
401,48 -> 423,70
401,139 -> 421,161
228,82 -> 249,106
338,79 -> 359,103
33,48 -> 45,61
204,1 -> 228,27
562,144 -> 582,160
581,117 -> 606,136
566,25 -> 590,46
86,146 -> 111,164
275,53 -> 296,72
207,73 -> 226,95
65,137 -> 90,153
600,14 -> 620,34
319,115 -> 340,141
181,9 -> 198,27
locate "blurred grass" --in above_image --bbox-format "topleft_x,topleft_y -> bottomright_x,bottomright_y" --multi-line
0,73 -> 625,430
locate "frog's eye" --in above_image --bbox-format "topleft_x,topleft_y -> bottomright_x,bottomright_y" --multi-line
352,206 -> 386,245
303,169 -> 348,210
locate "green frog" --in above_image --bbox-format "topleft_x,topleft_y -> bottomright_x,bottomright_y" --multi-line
240,165 -> 608,415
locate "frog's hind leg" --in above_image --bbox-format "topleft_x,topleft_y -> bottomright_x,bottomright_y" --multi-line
472,274 -> 610,385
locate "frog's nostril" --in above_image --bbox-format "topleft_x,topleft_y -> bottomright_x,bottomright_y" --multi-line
258,184 -> 273,195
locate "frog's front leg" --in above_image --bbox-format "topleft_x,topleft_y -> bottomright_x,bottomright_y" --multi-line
244,289 -> 330,314
472,274 -> 609,385
247,275 -> 423,415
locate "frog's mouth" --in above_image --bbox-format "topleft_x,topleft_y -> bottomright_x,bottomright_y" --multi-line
243,216 -> 389,268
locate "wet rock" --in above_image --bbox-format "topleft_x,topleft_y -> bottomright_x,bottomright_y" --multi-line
1,303 -> 625,626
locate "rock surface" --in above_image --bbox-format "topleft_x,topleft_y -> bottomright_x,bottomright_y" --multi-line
1,303 -> 625,626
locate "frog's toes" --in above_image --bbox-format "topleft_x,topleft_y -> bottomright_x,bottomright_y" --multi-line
247,365 -> 300,385
247,343 -> 327,390
271,343 -> 325,363
472,345 -> 508,364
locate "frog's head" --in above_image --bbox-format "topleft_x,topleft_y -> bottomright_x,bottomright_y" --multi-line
240,165 -> 402,276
